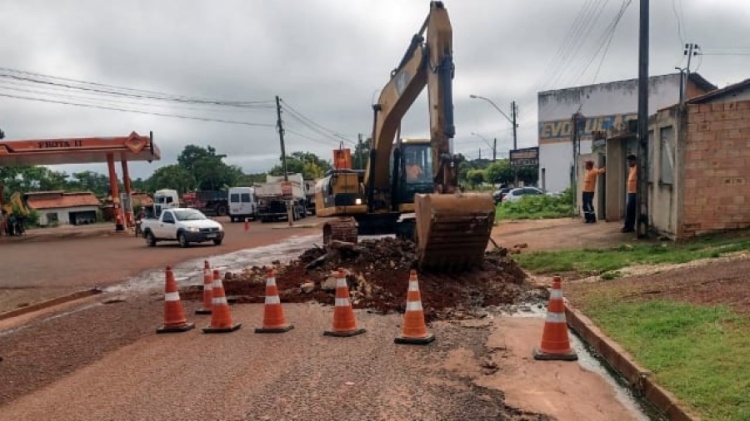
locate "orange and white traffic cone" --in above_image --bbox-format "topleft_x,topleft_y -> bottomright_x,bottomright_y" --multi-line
324,268 -> 366,337
255,267 -> 294,333
202,269 -> 241,333
533,275 -> 578,361
157,265 -> 195,333
395,270 -> 435,345
244,218 -> 250,232
195,260 -> 213,315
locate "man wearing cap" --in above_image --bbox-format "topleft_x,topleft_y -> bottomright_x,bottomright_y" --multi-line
582,160 -> 605,223
622,154 -> 638,233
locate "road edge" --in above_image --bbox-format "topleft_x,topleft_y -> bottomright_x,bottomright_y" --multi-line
0,288 -> 103,322
564,300 -> 701,421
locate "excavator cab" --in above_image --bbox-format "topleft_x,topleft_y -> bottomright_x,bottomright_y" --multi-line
390,138 -> 434,211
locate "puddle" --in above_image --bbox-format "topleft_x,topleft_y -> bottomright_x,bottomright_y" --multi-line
502,306 -> 653,421
104,234 -> 322,295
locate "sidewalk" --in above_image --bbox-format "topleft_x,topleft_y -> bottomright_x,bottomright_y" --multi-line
0,223 -> 127,244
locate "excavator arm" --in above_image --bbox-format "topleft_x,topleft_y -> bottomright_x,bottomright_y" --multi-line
364,1 -> 458,205
325,2 -> 496,272
371,2 -> 496,271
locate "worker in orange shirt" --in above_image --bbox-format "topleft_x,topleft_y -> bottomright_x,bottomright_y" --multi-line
582,160 -> 605,223
622,154 -> 638,233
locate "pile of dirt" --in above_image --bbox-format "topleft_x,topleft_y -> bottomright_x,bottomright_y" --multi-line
180,237 -> 533,321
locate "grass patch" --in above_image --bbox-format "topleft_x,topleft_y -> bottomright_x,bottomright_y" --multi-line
495,189 -> 574,221
515,236 -> 750,274
581,299 -> 750,420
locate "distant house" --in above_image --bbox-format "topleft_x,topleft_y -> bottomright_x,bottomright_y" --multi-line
25,191 -> 100,226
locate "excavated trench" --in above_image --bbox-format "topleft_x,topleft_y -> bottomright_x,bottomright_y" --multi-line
179,237 -> 540,322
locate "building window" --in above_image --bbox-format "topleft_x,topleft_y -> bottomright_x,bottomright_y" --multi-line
660,126 -> 675,185
46,213 -> 59,225
647,130 -> 654,182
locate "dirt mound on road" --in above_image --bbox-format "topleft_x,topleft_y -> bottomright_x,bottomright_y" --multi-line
180,237 -> 531,321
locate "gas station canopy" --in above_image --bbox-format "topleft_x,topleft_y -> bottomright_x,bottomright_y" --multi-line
0,131 -> 160,166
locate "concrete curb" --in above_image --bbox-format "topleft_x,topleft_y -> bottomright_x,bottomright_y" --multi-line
564,301 -> 701,421
0,288 -> 103,322
0,228 -> 126,244
270,224 -> 320,230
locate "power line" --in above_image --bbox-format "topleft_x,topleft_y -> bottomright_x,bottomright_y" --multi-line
279,99 -> 356,145
0,92 -> 276,127
285,128 -> 342,147
0,66 -> 273,108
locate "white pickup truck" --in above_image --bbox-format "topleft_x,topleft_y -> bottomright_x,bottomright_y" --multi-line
140,207 -> 225,248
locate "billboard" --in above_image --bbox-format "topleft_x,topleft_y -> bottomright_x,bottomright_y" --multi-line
510,147 -> 539,167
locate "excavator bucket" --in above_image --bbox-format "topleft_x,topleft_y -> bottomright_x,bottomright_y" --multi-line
414,192 -> 496,272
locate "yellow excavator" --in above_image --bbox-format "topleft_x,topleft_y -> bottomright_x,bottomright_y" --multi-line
315,1 -> 496,271
1,192 -> 30,236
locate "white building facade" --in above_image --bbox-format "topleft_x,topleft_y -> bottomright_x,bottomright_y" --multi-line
537,73 -> 716,194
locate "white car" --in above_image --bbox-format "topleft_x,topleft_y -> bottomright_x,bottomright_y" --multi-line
502,187 -> 545,203
140,208 -> 224,248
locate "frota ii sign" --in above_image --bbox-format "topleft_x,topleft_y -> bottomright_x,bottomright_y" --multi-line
37,140 -> 84,148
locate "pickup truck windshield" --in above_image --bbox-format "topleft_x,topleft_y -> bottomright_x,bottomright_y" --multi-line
173,210 -> 207,221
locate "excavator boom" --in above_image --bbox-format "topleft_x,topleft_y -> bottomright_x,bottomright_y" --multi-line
324,1 -> 496,272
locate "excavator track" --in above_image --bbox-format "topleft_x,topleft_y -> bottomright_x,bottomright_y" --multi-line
323,217 -> 359,247
414,192 -> 496,272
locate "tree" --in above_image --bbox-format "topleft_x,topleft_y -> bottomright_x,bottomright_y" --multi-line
466,169 -> 485,187
516,166 -> 539,185
146,165 -> 197,195
70,171 -> 110,196
176,144 -> 242,190
352,138 -> 372,170
485,160 -> 515,185
269,151 -> 331,180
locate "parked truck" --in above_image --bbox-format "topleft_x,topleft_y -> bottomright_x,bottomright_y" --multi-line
255,173 -> 307,223
182,190 -> 229,217
304,179 -> 317,216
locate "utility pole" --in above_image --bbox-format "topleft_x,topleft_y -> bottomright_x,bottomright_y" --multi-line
493,138 -> 497,161
478,147 -> 482,160
511,101 -> 518,151
358,133 -> 364,169
636,0 -> 649,238
275,95 -> 288,182
276,95 -> 293,226
679,43 -> 700,104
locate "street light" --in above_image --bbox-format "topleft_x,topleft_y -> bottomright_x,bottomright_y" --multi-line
469,94 -> 518,150
470,132 -> 496,161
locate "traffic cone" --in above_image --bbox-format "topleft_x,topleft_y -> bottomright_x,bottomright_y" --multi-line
395,270 -> 435,345
202,269 -> 241,333
195,260 -> 213,315
255,267 -> 294,333
156,266 -> 195,334
244,218 -> 250,232
324,268 -> 366,337
533,275 -> 578,361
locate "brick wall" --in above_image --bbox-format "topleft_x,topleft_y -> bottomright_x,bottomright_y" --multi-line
681,100 -> 750,237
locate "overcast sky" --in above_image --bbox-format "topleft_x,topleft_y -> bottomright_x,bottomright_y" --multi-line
1,0 -> 748,181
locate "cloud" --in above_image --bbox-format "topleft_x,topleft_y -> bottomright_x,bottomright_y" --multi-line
0,0 -> 748,176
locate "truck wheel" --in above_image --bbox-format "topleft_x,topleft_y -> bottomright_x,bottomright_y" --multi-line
216,206 -> 227,217
178,232 -> 189,248
145,231 -> 157,247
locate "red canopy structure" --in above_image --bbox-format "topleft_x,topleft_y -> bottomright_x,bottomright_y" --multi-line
0,131 -> 160,232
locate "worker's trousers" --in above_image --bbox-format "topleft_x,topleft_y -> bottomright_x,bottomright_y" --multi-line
623,193 -> 637,232
582,191 -> 596,223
